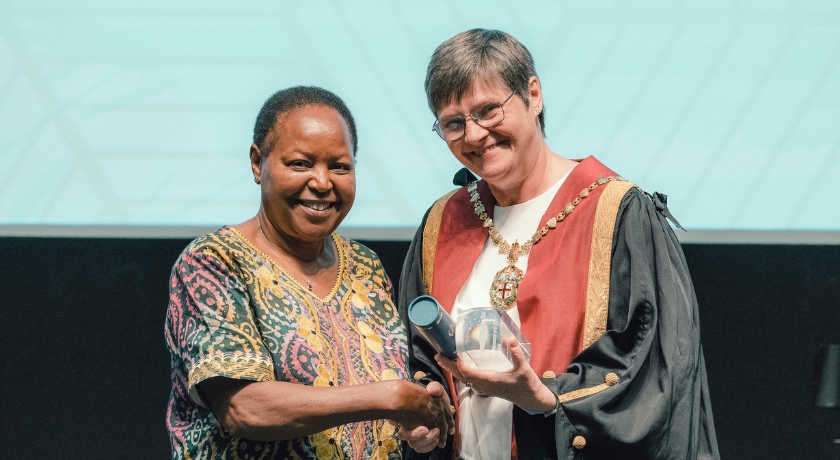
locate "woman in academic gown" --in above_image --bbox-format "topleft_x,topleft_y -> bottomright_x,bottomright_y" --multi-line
397,29 -> 720,460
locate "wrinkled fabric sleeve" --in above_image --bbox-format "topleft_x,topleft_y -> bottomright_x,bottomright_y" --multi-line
398,209 -> 454,460
165,248 -> 275,409
548,188 -> 719,459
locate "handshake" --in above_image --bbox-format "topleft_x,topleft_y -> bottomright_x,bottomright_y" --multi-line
392,379 -> 454,453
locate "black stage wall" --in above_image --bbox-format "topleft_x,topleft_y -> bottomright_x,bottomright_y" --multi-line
1,237 -> 838,459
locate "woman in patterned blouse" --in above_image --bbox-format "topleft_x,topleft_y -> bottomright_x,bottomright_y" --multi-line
165,86 -> 453,459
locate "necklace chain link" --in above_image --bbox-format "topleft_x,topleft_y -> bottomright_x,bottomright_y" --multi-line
469,176 -> 622,266
472,175 -> 623,310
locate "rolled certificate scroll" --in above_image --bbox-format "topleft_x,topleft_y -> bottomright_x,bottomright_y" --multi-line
407,295 -> 458,358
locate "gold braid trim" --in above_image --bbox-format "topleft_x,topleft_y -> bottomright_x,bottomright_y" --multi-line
422,189 -> 459,294
582,180 -> 637,349
558,372 -> 620,404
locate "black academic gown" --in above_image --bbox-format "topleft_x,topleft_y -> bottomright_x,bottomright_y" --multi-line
399,187 -> 720,460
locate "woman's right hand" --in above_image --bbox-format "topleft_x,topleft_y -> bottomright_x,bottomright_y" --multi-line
393,380 -> 454,452
435,337 -> 557,414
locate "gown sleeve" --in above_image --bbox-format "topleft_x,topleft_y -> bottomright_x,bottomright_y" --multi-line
544,187 -> 719,459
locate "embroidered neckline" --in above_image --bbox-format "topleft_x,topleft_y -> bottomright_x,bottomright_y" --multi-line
229,227 -> 346,303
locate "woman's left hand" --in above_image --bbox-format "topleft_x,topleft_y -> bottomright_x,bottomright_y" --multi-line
435,337 -> 557,413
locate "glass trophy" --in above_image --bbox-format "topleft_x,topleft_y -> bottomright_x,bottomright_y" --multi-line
455,307 -> 531,371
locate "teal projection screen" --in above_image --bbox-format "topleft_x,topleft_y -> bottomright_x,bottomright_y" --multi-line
1,1 -> 839,242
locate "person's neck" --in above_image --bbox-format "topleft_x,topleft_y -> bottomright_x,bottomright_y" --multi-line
256,214 -> 328,264
488,149 -> 576,207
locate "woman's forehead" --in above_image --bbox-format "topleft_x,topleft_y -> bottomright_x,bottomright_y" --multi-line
438,76 -> 512,114
265,105 -> 353,152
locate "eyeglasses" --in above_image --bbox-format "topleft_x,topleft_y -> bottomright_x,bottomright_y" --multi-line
432,91 -> 516,142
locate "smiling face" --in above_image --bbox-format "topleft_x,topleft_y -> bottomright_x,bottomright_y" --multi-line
436,76 -> 544,193
251,104 -> 356,245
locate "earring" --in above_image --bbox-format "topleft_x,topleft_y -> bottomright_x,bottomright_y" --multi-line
254,177 -> 260,184
535,107 -> 541,114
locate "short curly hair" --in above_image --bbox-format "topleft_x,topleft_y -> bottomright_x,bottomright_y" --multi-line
425,29 -> 545,136
252,86 -> 358,157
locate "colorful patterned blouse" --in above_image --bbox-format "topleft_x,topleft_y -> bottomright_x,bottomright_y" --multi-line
165,227 -> 408,460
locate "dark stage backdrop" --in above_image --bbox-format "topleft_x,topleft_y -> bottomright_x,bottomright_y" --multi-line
1,237 -> 838,459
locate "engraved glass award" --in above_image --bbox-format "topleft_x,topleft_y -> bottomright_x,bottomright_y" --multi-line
455,307 -> 531,371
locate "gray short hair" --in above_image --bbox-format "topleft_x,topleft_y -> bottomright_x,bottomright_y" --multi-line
424,29 -> 545,136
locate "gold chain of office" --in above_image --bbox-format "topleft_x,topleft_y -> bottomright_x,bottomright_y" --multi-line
468,176 -> 624,310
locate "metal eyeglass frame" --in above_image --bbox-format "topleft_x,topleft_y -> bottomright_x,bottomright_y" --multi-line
432,91 -> 516,141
